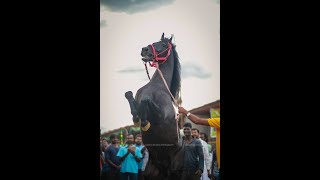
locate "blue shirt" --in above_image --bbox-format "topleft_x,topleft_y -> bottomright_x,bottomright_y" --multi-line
117,144 -> 142,173
135,144 -> 145,170
105,145 -> 121,171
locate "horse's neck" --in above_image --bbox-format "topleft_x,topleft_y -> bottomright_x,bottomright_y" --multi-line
150,55 -> 174,87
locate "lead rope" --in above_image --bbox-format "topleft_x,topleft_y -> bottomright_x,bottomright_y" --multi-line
143,61 -> 181,140
144,62 -> 151,80
155,63 -> 179,107
154,62 -> 181,141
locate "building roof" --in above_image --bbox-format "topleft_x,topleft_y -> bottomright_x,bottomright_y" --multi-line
101,125 -> 132,136
101,124 -> 142,139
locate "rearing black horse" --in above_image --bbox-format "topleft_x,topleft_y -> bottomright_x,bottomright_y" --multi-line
125,33 -> 184,180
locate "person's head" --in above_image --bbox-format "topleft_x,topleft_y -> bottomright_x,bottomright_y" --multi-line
200,132 -> 208,142
191,128 -> 200,138
126,134 -> 134,145
102,138 -> 108,147
135,134 -> 142,145
101,142 -> 106,152
110,134 -> 119,144
183,122 -> 192,137
102,138 -> 108,144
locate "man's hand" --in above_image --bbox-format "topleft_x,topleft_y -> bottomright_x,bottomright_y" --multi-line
116,165 -> 121,170
128,146 -> 136,155
195,169 -> 203,176
178,107 -> 188,115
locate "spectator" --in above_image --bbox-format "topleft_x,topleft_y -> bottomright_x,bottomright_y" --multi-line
182,122 -> 204,180
191,129 -> 211,180
117,134 -> 142,180
105,134 -> 121,180
179,106 -> 220,172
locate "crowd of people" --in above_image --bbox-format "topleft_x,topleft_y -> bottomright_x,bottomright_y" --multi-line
100,133 -> 148,180
100,106 -> 220,180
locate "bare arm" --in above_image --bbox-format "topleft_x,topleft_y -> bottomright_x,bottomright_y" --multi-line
128,147 -> 141,162
107,159 -> 120,169
119,151 -> 130,162
133,155 -> 141,162
105,148 -> 120,169
188,114 -> 210,126
178,107 -> 209,126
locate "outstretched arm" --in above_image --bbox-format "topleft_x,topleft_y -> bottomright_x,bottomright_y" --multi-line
178,107 -> 210,126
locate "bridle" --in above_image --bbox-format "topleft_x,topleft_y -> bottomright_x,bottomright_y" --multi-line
144,42 -> 173,80
148,42 -> 172,67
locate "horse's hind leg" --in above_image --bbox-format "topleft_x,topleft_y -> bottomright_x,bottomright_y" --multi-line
125,91 -> 139,124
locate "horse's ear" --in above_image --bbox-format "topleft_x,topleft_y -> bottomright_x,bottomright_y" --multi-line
169,35 -> 173,43
161,33 -> 165,41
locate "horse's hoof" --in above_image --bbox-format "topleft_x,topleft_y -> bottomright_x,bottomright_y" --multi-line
125,91 -> 134,99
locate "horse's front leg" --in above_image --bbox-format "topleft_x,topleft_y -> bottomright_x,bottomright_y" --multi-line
138,96 -> 162,131
125,91 -> 140,125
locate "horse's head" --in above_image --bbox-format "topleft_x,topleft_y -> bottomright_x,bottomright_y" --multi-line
141,33 -> 173,65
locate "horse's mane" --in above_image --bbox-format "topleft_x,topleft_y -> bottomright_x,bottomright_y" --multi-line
167,39 -> 181,99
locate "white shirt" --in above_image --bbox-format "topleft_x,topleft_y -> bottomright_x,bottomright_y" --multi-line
199,138 -> 211,171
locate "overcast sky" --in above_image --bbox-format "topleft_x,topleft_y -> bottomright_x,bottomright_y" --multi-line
100,0 -> 220,132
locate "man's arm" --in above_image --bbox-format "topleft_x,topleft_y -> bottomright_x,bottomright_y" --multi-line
105,148 -> 120,169
119,151 -> 130,162
131,151 -> 141,162
195,140 -> 204,176
178,107 -> 209,126
126,146 -> 141,162
133,155 -> 141,162
132,148 -> 142,162
196,141 -> 204,172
